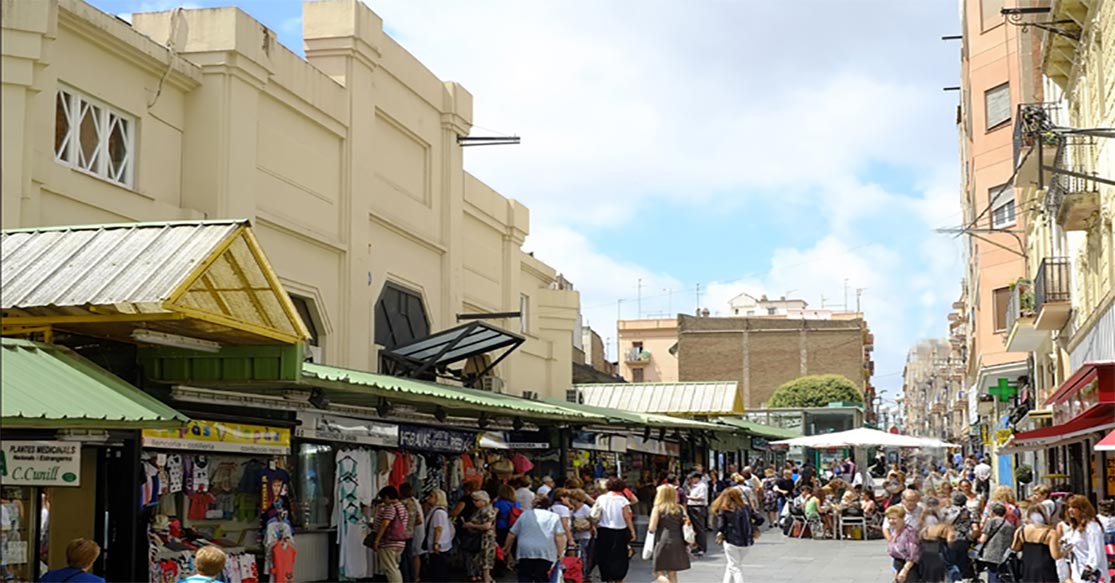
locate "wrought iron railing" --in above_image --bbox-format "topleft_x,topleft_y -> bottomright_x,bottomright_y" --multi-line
1046,135 -> 1099,214
1013,102 -> 1059,173
1035,257 -> 1071,310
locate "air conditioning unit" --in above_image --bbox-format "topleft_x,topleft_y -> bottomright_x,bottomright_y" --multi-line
478,376 -> 505,393
521,390 -> 538,401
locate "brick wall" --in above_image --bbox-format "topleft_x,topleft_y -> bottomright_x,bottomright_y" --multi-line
677,315 -> 867,409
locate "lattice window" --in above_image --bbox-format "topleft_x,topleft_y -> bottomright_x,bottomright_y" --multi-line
54,86 -> 135,188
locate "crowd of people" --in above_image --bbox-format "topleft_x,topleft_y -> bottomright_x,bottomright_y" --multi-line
880,454 -> 1114,583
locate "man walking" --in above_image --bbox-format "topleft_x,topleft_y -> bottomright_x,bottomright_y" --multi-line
973,455 -> 992,499
685,472 -> 709,557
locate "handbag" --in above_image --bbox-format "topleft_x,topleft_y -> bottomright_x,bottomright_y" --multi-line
642,531 -> 655,560
589,498 -> 603,523
457,527 -> 483,553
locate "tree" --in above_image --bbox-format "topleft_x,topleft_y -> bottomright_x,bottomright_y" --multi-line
768,374 -> 863,408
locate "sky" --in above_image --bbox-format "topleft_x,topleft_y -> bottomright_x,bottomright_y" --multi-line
91,0 -> 967,406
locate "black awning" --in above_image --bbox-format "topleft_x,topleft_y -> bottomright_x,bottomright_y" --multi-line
380,321 -> 524,386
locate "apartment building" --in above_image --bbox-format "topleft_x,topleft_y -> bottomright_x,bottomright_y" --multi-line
952,0 -> 1045,477
1,0 -> 580,399
903,339 -> 968,443
999,0 -> 1114,499
617,318 -> 680,383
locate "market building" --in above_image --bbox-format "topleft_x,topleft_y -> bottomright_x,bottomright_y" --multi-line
1,220 -> 730,582
1,0 -> 578,402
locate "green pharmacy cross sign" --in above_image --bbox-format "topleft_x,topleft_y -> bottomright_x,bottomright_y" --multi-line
989,378 -> 1018,402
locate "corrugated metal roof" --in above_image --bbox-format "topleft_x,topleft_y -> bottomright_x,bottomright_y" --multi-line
714,417 -> 800,439
1,338 -> 188,428
303,363 -> 607,422
2,220 -> 309,344
542,399 -> 724,430
575,382 -> 743,415
2,220 -> 244,311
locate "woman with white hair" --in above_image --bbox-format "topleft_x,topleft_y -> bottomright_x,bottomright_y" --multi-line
423,488 -> 453,582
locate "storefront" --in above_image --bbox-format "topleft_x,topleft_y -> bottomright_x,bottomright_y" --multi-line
1002,362 -> 1115,501
139,419 -> 294,583
0,339 -> 189,583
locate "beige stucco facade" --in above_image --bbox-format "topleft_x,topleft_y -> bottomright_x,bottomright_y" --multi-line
1,0 -> 578,399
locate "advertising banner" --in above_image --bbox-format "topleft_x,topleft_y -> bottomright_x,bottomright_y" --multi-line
142,420 -> 291,455
0,441 -> 81,486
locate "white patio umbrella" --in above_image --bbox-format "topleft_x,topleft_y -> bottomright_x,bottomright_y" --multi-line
771,427 -> 928,448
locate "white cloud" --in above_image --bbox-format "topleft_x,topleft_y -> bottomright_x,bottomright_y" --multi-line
360,0 -> 963,393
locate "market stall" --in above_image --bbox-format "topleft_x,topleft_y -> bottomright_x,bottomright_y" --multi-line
140,420 -> 294,583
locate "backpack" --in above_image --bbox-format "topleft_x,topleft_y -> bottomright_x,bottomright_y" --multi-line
508,505 -> 523,527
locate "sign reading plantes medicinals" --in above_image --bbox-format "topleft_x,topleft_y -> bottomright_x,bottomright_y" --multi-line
0,441 -> 81,486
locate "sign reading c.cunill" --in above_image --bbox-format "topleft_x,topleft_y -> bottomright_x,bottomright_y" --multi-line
398,424 -> 477,453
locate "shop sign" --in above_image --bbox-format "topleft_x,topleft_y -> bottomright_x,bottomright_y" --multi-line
295,412 -> 398,447
507,431 -> 551,449
750,437 -> 771,450
398,424 -> 476,453
142,420 -> 290,455
995,429 -> 1013,446
0,441 -> 81,487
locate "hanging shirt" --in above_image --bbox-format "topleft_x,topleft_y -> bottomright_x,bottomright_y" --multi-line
271,540 -> 297,583
335,448 -> 375,580
191,456 -> 210,493
166,455 -> 184,493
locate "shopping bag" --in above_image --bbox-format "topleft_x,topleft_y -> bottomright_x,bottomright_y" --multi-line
683,521 -> 696,545
642,531 -> 655,560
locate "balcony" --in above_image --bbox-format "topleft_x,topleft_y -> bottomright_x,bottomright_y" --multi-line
1013,103 -> 1060,188
1005,280 -> 1044,352
1046,136 -> 1101,231
1034,257 -> 1072,331
624,348 -> 651,366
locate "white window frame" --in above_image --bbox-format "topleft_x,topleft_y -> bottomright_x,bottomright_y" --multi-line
984,83 -> 1011,130
990,184 -> 1016,228
55,85 -> 136,188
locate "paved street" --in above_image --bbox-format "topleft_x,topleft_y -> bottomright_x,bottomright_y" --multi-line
623,532 -> 894,583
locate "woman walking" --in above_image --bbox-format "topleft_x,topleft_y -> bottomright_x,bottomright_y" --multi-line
918,503 -> 953,583
503,495 -> 566,583
885,505 -> 920,583
1062,495 -> 1110,582
648,484 -> 690,583
975,502 -> 1015,583
760,468 -> 780,529
1010,502 -> 1061,583
591,478 -> 636,583
564,489 -> 596,583
423,488 -> 453,583
713,487 -> 754,583
462,490 -> 498,583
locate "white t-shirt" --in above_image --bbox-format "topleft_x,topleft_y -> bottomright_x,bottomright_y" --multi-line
687,482 -> 709,506
537,484 -> 553,497
425,507 -> 454,552
595,493 -> 630,529
974,463 -> 992,482
1065,521 -> 1110,582
572,505 -> 592,541
511,509 -> 564,563
516,487 -> 535,511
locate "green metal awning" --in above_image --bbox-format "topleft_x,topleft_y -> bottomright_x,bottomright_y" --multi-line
542,399 -> 723,431
302,363 -> 606,422
715,417 -> 800,440
1,338 -> 188,429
